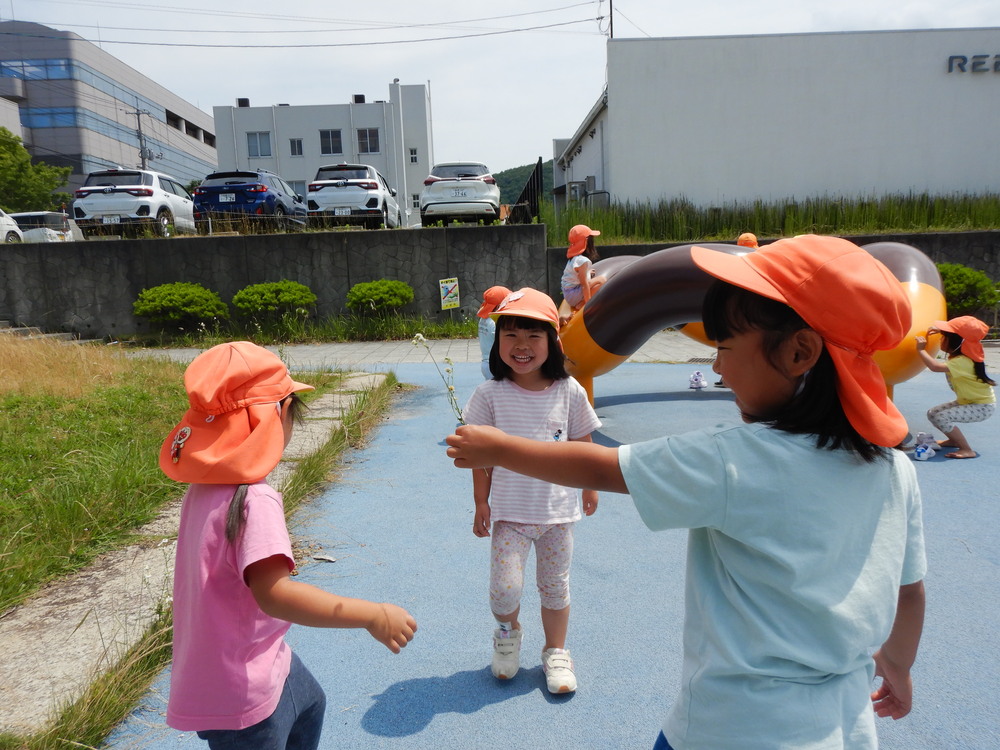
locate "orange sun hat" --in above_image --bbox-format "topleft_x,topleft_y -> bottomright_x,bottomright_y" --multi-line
736,232 -> 759,248
159,341 -> 314,484
491,287 -> 560,330
476,285 -> 512,319
690,234 -> 912,447
567,224 -> 600,258
932,316 -> 990,362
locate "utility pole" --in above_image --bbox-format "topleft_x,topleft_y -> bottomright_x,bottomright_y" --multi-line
609,0 -> 614,39
126,108 -> 158,169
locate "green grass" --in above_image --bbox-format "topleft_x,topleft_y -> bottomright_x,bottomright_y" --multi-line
541,192 -> 1000,246
0,335 -> 400,748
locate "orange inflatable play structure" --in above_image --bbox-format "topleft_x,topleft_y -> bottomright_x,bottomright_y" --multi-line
558,240 -> 947,403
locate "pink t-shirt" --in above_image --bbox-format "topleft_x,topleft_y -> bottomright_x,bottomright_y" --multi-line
167,482 -> 294,731
463,377 -> 601,524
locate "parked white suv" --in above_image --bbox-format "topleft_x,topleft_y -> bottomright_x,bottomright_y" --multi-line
419,162 -> 501,226
10,211 -> 78,242
0,208 -> 23,242
307,163 -> 401,229
73,168 -> 195,238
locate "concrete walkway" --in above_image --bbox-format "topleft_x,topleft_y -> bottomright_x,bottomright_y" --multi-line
105,331 -> 1000,749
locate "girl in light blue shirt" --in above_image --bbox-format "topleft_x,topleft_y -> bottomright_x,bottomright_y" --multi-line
448,235 -> 926,750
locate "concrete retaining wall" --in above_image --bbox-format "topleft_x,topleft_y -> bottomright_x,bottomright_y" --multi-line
3,227 -> 999,339
0,225 -> 548,339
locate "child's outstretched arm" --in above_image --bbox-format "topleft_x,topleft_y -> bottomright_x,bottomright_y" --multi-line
915,336 -> 949,373
871,580 -> 925,720
447,424 -> 627,494
246,555 -> 417,653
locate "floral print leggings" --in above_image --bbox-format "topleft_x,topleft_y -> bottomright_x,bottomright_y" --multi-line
927,400 -> 995,433
490,521 -> 574,616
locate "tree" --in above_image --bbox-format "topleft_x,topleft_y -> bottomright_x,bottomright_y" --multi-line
0,127 -> 73,212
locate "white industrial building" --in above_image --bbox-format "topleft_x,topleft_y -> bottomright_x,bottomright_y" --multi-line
0,20 -> 217,190
213,83 -> 434,227
554,27 -> 1000,209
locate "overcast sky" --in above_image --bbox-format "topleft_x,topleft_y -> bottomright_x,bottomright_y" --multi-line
8,0 -> 1000,173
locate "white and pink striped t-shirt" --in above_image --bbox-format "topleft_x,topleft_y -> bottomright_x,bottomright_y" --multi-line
463,377 -> 601,524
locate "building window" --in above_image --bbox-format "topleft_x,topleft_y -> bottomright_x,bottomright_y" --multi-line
289,180 -> 306,196
411,194 -> 420,209
409,147 -> 418,163
247,131 -> 271,158
358,128 -> 380,154
290,138 -> 303,156
320,129 -> 342,155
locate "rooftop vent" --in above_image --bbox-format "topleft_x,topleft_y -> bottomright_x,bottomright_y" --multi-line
352,94 -> 366,104
237,98 -> 250,107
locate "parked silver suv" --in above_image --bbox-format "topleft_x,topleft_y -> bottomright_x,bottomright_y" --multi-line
307,163 -> 401,229
73,168 -> 195,238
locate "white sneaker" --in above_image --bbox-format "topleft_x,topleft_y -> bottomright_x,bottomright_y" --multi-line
491,627 -> 522,679
541,647 -> 577,693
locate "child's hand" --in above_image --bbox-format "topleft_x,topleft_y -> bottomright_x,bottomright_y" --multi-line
870,648 -> 913,720
367,603 -> 417,654
583,489 -> 598,516
473,503 -> 491,537
914,336 -> 927,352
446,424 -> 504,468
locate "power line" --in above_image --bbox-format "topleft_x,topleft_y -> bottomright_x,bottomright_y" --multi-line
23,3 -> 597,35
0,18 -> 597,48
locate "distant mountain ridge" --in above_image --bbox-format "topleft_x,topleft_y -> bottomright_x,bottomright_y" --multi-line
494,159 -> 554,204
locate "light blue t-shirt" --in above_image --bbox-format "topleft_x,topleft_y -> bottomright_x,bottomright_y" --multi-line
619,423 -> 926,750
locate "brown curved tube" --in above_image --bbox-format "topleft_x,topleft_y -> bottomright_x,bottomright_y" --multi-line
560,241 -> 946,402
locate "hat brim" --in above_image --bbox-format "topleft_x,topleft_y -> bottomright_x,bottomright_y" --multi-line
476,301 -> 493,318
690,245 -> 781,301
490,309 -> 559,330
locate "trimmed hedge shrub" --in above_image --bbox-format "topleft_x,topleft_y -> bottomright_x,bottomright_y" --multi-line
133,282 -> 229,328
232,280 -> 317,318
936,262 -> 1000,318
345,279 -> 414,315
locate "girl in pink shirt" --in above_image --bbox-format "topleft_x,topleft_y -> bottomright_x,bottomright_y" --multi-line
160,341 -> 416,749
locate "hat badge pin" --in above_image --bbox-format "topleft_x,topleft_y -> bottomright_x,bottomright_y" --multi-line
495,290 -> 524,311
170,426 -> 192,463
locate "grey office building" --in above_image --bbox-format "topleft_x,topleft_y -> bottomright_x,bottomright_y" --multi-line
0,20 -> 216,192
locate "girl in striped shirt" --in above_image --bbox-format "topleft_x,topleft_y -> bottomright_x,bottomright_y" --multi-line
462,287 -> 601,695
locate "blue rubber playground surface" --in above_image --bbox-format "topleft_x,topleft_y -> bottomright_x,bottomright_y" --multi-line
108,362 -> 999,749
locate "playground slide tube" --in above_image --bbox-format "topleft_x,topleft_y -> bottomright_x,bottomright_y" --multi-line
561,241 -> 946,398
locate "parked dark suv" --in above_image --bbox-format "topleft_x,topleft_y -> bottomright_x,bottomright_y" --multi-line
193,169 -> 307,233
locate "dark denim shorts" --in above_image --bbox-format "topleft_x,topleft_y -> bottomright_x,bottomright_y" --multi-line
197,652 -> 326,750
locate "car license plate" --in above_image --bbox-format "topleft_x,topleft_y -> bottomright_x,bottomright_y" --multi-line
451,188 -> 468,198
220,193 -> 235,202
101,216 -> 121,225
334,207 -> 351,216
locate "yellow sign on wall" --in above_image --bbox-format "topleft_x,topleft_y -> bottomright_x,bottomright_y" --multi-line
439,277 -> 460,310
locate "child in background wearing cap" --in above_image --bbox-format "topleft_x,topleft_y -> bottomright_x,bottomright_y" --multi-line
915,316 -> 996,459
448,236 -> 926,749
476,285 -> 511,380
161,341 -> 416,749
559,224 -> 607,327
463,288 -> 601,694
